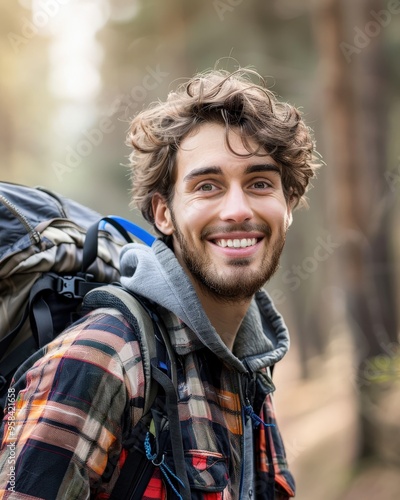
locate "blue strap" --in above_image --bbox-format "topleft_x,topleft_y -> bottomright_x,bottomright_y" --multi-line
144,432 -> 185,500
244,405 -> 276,429
102,216 -> 156,246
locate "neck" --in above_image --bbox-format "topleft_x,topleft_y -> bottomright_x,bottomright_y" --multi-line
193,284 -> 252,351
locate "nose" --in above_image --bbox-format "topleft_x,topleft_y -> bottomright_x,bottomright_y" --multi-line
219,185 -> 253,223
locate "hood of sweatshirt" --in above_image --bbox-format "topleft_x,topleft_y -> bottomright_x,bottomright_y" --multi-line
120,239 -> 290,375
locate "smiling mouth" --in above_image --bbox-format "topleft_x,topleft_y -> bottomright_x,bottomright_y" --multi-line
214,238 -> 260,248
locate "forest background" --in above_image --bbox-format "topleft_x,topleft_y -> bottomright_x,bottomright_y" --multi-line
1,0 -> 399,498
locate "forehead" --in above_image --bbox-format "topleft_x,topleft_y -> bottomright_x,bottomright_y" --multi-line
174,123 -> 277,182
175,123 -> 276,178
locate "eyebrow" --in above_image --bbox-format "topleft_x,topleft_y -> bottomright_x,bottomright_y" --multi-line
183,163 -> 281,183
183,166 -> 222,183
245,164 -> 281,176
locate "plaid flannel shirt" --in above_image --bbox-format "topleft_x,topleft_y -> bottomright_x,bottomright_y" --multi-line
0,305 -> 295,499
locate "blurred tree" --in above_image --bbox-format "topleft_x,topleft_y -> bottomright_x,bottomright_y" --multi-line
0,2 -> 57,185
0,3 -> 25,170
310,0 -> 399,467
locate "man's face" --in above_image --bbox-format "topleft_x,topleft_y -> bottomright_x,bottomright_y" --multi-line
153,123 -> 292,302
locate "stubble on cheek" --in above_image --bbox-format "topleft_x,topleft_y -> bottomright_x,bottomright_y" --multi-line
169,208 -> 287,301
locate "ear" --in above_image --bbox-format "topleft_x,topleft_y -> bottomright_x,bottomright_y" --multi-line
286,206 -> 293,228
285,199 -> 293,229
285,188 -> 296,228
152,194 -> 174,235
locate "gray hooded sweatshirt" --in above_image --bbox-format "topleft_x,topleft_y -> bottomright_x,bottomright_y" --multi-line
120,240 -> 290,371
119,239 -> 293,499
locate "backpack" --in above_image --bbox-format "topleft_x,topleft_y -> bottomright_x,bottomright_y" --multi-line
0,181 -> 152,401
0,182 -> 190,499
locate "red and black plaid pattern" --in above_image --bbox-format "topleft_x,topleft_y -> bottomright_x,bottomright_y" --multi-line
0,306 -> 294,499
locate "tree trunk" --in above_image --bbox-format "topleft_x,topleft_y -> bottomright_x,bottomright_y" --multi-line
309,0 -> 399,463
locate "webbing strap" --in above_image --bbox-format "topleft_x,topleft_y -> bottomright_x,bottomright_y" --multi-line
0,274 -> 54,354
0,304 -> 29,356
108,430 -> 156,500
105,216 -> 156,247
83,285 -> 190,499
0,337 -> 36,381
82,216 -> 155,272
150,361 -> 191,500
82,217 -> 132,272
84,285 -> 159,416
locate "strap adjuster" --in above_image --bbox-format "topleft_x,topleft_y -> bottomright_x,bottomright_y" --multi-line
56,275 -> 86,299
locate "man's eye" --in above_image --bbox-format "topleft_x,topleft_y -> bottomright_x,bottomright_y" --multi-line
253,181 -> 271,189
199,183 -> 215,192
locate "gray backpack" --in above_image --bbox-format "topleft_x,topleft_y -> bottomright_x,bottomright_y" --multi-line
0,181 -> 154,410
0,182 -> 190,499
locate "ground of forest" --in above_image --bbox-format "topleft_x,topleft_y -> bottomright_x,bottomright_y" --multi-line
274,334 -> 400,500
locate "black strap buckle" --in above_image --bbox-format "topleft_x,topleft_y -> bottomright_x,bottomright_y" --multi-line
56,275 -> 86,299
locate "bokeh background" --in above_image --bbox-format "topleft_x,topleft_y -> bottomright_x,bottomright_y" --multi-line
1,0 -> 399,498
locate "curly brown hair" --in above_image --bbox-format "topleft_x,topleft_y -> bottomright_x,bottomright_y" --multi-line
127,68 -> 319,230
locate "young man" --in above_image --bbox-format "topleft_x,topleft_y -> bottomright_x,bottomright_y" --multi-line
0,69 -> 318,499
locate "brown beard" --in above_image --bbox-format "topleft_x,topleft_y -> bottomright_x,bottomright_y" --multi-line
170,212 -> 286,303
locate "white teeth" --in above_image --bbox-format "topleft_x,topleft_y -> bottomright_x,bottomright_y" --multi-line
215,238 -> 257,248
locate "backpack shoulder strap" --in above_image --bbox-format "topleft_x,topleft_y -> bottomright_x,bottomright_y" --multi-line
83,285 -> 191,499
83,284 -> 163,415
